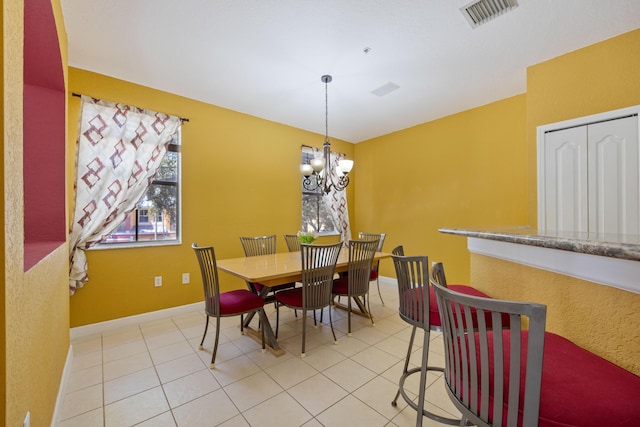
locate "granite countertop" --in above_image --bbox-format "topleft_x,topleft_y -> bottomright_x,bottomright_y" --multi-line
439,226 -> 640,262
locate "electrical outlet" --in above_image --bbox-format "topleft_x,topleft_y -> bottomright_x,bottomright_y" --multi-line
24,411 -> 30,427
182,273 -> 190,284
154,276 -> 162,287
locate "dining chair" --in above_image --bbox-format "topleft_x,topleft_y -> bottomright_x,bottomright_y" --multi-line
192,243 -> 265,369
332,238 -> 379,335
283,233 -> 301,252
391,245 -> 405,256
358,232 -> 387,305
274,241 -> 342,357
390,254 -> 461,426
239,235 -> 297,333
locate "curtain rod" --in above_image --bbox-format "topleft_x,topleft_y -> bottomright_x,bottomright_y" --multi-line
71,92 -> 189,123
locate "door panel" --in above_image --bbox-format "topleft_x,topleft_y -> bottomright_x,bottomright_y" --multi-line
544,126 -> 588,232
588,116 -> 639,235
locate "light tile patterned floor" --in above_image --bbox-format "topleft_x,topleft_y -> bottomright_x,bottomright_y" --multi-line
59,279 -> 463,427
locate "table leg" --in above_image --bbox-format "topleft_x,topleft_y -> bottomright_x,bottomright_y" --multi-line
332,295 -> 371,318
242,284 -> 284,356
242,281 -> 262,327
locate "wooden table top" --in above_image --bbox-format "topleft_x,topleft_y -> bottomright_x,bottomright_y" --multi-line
217,250 -> 390,287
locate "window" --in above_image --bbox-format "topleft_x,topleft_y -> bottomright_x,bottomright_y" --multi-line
301,148 -> 336,234
100,131 -> 181,245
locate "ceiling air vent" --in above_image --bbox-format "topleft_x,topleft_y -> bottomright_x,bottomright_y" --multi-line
460,0 -> 518,28
371,81 -> 400,97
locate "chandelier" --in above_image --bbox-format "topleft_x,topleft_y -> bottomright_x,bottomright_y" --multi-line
299,75 -> 354,194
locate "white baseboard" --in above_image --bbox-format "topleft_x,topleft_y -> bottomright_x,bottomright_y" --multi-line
378,275 -> 395,285
51,346 -> 73,427
70,301 -> 205,341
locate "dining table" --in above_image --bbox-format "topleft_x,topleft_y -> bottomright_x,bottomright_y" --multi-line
217,249 -> 391,355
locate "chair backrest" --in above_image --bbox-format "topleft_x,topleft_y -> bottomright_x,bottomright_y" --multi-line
345,239 -> 379,295
391,245 -> 405,256
358,232 -> 386,252
240,234 -> 277,257
192,243 -> 221,316
432,282 -> 547,427
283,234 -> 301,252
391,254 -> 430,329
430,261 -> 448,287
300,242 -> 342,309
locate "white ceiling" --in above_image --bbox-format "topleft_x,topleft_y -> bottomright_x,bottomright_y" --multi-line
60,0 -> 640,143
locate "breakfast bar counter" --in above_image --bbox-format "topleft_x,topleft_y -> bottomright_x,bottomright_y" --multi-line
439,226 -> 640,294
439,226 -> 640,261
438,226 -> 640,375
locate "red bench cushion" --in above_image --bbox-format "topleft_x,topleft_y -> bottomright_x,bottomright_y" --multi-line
475,330 -> 640,427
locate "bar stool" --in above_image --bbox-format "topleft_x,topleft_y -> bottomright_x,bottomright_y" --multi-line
390,253 -> 460,426
391,255 -> 494,425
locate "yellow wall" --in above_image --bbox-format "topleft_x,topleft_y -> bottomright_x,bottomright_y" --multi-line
358,28 -> 640,374
526,28 -> 640,225
355,95 -> 528,283
471,255 -> 640,375
1,3 -> 6,424
68,68 -> 355,327
470,29 -> 640,374
3,0 -> 71,426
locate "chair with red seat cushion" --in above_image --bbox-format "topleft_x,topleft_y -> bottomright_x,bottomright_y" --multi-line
283,233 -> 301,252
391,245 -> 405,256
240,235 -> 297,334
332,238 -> 379,335
390,254 -> 462,426
433,281 -> 640,427
358,232 -> 387,305
192,243 -> 265,369
274,242 -> 342,357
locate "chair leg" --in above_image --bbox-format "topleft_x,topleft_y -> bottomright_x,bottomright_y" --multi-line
240,314 -> 244,334
210,317 -> 221,369
199,315 -> 210,350
301,309 -> 307,358
328,305 -> 337,345
416,328 -> 431,427
259,309 -> 266,353
376,277 -> 385,305
392,325 -> 417,406
275,302 -> 280,339
347,297 -> 352,336
366,294 -> 374,327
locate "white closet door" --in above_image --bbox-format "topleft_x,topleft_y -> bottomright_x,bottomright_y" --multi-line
588,116 -> 639,235
544,126 -> 589,232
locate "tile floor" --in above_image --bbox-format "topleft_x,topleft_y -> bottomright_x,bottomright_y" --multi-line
59,279 -> 463,427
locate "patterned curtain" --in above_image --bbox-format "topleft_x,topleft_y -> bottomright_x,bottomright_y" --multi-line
314,148 -> 352,245
69,96 -> 181,294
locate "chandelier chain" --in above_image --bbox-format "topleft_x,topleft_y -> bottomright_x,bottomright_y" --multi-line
325,77 -> 329,143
